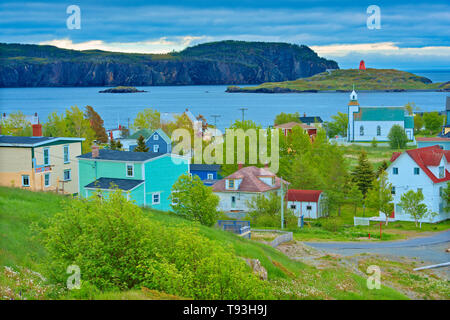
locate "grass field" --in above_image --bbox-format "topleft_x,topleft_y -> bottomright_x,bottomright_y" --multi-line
0,186 -> 409,300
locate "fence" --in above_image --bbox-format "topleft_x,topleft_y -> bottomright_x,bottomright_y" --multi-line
354,216 -> 370,226
252,229 -> 293,247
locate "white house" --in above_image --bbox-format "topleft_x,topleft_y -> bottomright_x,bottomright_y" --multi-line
212,165 -> 285,214
347,90 -> 414,142
387,145 -> 450,223
286,189 -> 328,219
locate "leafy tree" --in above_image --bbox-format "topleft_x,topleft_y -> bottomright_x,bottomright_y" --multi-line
423,112 -> 444,135
133,108 -> 161,130
170,174 -> 220,226
388,124 -> 408,149
399,189 -> 435,228
347,183 -> 364,215
371,137 -> 378,148
351,151 -> 374,197
247,192 -> 295,227
85,106 -> 108,143
0,111 -> 32,136
109,139 -> 122,150
365,171 -> 394,225
134,135 -> 149,152
274,112 -> 301,125
404,102 -> 416,116
442,182 -> 450,213
116,139 -> 123,150
326,112 -> 348,138
414,115 -> 424,134
376,160 -> 389,178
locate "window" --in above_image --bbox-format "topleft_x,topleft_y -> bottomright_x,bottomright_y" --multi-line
207,173 -> 214,180
126,163 -> 134,177
153,145 -> 159,153
44,173 -> 50,187
231,196 -> 236,208
43,148 -> 49,165
391,186 -> 396,195
290,204 -> 296,209
64,169 -> 71,181
393,167 -> 398,175
377,126 -> 381,136
152,192 -> 160,204
153,134 -> 159,140
439,166 -> 445,178
228,179 -> 235,189
63,145 -> 69,163
306,205 -> 312,210
414,167 -> 420,175
22,175 -> 30,187
360,126 -> 364,136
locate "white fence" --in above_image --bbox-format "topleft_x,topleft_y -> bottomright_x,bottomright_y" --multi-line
354,217 -> 370,226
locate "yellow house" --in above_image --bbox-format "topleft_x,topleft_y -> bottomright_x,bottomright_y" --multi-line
0,135 -> 84,194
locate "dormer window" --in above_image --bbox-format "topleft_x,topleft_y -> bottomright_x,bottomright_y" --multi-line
153,134 -> 159,140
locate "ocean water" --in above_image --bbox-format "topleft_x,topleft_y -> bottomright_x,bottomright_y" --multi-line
0,71 -> 448,131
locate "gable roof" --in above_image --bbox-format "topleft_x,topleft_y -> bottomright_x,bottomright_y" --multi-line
190,164 -> 221,172
299,116 -> 323,123
149,129 -> 171,144
353,107 -> 406,121
391,146 -> 450,183
77,149 -> 161,162
0,135 -> 84,147
212,166 -> 286,193
129,129 -> 153,140
416,137 -> 450,142
84,177 -> 144,191
286,189 -> 322,202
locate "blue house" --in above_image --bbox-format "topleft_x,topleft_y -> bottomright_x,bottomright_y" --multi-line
77,147 -> 189,211
129,129 -> 172,155
189,164 -> 221,186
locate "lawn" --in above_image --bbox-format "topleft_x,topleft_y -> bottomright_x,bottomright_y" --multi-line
0,186 -> 407,300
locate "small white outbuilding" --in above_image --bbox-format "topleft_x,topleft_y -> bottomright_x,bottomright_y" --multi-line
286,189 -> 327,219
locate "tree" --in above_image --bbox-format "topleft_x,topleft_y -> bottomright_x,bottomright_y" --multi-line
326,112 -> 348,138
423,112 -> 444,135
134,135 -> 149,152
274,112 -> 300,125
414,115 -> 424,134
399,190 -> 434,228
247,192 -> 295,227
371,137 -> 378,148
85,106 -> 108,143
365,171 -> 394,225
0,111 -> 32,136
109,139 -> 122,150
351,151 -> 374,197
443,182 -> 450,213
133,108 -> 161,130
347,184 -> 364,215
388,124 -> 408,149
170,174 -> 220,226
376,160 -> 389,178
116,140 -> 123,150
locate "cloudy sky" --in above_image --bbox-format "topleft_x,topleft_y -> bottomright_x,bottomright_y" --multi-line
1,0 -> 449,69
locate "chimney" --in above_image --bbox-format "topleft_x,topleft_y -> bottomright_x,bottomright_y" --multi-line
303,113 -> 306,117
238,163 -> 243,170
92,145 -> 99,158
32,124 -> 42,137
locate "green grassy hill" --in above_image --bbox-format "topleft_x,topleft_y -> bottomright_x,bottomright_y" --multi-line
0,186 -> 407,300
227,68 -> 450,93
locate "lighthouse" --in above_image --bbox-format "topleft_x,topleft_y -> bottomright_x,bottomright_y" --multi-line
359,60 -> 366,70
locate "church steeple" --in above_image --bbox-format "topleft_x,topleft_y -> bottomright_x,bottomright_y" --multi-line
348,85 -> 359,105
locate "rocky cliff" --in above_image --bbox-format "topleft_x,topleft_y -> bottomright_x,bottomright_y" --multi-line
0,41 -> 338,87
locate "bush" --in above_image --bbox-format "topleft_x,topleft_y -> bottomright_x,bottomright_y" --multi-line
388,125 -> 408,149
41,189 -> 270,299
247,192 -> 297,228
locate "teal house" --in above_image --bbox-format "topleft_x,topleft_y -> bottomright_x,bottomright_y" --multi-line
77,147 -> 189,211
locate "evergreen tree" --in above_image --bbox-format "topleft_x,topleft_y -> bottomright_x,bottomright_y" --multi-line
351,151 -> 375,197
376,161 -> 389,178
109,139 -> 117,150
134,135 -> 149,152
116,139 -> 123,150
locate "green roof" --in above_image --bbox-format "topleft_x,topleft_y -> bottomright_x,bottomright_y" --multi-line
353,107 -> 406,121
129,129 -> 153,139
404,116 -> 414,129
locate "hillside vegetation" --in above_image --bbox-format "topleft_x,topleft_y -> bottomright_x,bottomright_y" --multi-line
0,186 -> 407,300
0,41 -> 338,87
227,68 -> 450,93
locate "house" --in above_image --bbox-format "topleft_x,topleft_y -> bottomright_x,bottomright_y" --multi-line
129,129 -> 172,155
347,90 -> 414,142
299,114 -> 323,127
212,165 -> 286,214
77,147 -> 188,211
387,146 -> 450,223
286,189 -> 328,219
274,122 -> 317,138
190,164 -> 221,186
0,128 -> 84,194
416,137 -> 450,150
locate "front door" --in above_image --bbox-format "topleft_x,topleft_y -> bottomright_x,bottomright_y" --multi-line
231,196 -> 236,209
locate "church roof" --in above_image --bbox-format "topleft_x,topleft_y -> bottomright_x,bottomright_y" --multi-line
353,107 -> 407,121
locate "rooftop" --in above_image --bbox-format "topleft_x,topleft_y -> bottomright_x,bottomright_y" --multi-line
274,122 -> 316,130
299,116 -> 323,123
0,135 -> 84,147
353,106 -> 409,122
286,189 -> 322,202
77,149 -> 161,161
190,164 -> 221,171
84,177 -> 144,191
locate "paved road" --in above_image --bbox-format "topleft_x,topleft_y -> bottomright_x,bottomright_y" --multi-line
304,230 -> 450,250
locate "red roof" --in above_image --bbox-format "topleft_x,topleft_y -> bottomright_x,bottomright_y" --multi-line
212,166 -> 286,193
391,146 -> 450,183
286,189 -> 322,202
416,137 -> 450,142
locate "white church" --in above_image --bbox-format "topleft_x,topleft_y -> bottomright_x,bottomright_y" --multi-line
347,90 -> 414,142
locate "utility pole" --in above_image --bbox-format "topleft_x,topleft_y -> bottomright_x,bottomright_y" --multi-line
211,114 -> 221,128
239,108 -> 248,122
280,177 -> 284,230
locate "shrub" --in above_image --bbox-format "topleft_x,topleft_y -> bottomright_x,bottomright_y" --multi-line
388,125 -> 408,149
41,189 -> 269,299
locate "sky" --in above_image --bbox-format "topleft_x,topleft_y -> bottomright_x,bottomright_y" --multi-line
1,0 -> 449,69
